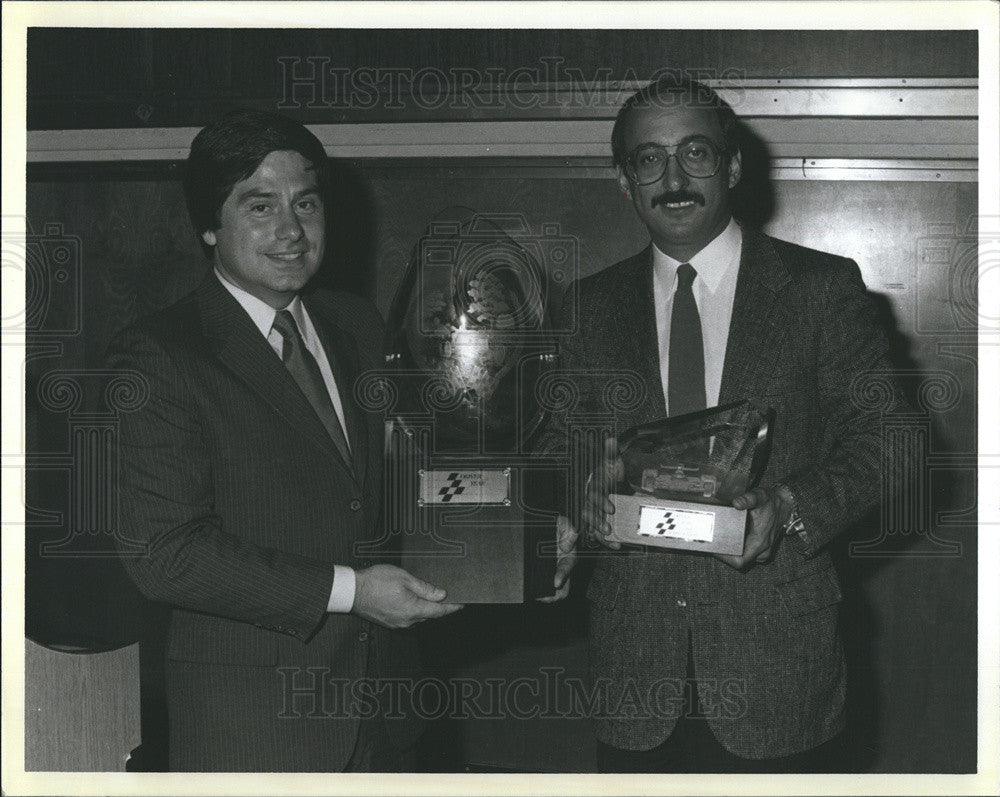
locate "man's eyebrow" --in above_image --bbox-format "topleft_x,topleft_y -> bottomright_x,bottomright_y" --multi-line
234,185 -> 322,204
235,189 -> 278,203
633,134 -> 719,149
293,186 -> 322,200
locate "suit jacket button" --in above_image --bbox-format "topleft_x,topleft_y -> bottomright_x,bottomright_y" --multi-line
358,631 -> 369,642
676,599 -> 687,608
350,499 -> 362,511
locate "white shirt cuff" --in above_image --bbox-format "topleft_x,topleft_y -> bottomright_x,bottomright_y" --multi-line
326,565 -> 356,613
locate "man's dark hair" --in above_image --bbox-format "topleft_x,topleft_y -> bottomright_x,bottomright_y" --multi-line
183,109 -> 329,259
611,75 -> 740,169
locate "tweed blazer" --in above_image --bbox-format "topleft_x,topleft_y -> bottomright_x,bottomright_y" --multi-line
544,227 -> 897,758
107,275 -> 417,771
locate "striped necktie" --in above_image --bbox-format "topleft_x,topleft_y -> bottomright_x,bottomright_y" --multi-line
271,309 -> 352,467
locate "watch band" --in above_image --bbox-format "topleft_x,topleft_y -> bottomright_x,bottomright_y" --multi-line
776,483 -> 806,538
783,507 -> 806,538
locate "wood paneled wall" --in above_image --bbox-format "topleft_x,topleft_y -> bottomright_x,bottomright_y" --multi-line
25,169 -> 978,772
24,640 -> 141,771
22,26 -> 980,774
27,29 -> 977,128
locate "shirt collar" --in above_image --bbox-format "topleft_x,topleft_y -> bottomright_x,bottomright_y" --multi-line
652,217 -> 742,293
214,268 -> 305,338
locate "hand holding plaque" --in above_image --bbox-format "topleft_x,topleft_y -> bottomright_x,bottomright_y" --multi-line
608,401 -> 773,555
581,437 -> 624,550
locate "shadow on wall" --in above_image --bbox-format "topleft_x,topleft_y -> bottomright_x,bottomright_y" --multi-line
833,289 -> 975,772
310,158 -> 379,300
726,119 -> 976,771
731,120 -> 777,230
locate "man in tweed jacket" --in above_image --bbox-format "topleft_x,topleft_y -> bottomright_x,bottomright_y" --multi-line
107,111 -> 462,771
548,77 -> 901,772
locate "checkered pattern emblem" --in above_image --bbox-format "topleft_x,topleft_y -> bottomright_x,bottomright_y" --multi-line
637,504 -> 715,543
653,513 -> 677,535
437,473 -> 466,502
420,468 -> 510,505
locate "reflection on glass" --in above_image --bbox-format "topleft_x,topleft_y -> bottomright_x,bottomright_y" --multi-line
386,207 -> 555,452
618,401 -> 772,506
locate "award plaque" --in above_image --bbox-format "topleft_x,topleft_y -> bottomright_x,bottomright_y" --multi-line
609,401 -> 773,555
380,208 -> 566,603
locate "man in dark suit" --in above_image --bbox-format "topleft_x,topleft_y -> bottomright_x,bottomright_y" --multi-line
107,110 -> 462,771
548,77 -> 903,772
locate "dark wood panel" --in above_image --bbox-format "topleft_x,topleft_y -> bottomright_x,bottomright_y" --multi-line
24,173 -> 977,772
24,640 -> 141,771
27,29 -> 978,129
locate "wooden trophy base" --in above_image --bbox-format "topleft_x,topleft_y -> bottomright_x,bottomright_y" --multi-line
400,464 -> 557,603
609,493 -> 747,556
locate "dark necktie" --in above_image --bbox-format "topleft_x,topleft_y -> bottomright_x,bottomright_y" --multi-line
668,263 -> 707,416
271,309 -> 352,468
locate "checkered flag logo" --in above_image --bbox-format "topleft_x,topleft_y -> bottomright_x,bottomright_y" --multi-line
437,473 -> 466,503
654,512 -> 677,535
637,504 -> 714,543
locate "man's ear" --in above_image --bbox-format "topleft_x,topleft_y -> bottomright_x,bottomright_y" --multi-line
727,150 -> 742,189
616,166 -> 631,198
202,230 -> 217,247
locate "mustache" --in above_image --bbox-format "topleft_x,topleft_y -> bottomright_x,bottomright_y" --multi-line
652,191 -> 705,208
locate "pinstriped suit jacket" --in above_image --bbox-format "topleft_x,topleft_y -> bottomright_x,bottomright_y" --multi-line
547,228 -> 898,758
108,275 -> 416,771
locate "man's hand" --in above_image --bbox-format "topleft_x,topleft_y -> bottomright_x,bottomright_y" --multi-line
714,487 -> 792,571
537,515 -> 579,603
582,438 -> 625,550
352,565 -> 463,628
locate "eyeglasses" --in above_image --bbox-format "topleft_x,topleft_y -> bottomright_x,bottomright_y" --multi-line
625,139 -> 726,184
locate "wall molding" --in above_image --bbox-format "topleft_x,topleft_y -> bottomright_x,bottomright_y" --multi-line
25,125 -> 977,182
26,79 -> 977,181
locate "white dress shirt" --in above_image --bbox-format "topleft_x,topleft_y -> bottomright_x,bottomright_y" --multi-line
215,270 -> 356,613
651,218 -> 742,414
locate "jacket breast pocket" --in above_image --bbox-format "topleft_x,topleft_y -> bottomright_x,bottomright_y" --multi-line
740,567 -> 844,665
167,612 -> 280,667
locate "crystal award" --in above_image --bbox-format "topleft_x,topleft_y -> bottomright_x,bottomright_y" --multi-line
609,400 -> 773,554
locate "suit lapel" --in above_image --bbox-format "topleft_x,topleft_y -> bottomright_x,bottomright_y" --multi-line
194,276 -> 354,478
609,248 -> 668,425
719,228 -> 793,404
304,295 -> 370,488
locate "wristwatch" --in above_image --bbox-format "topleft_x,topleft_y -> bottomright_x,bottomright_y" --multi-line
775,484 -> 807,539
783,506 -> 806,538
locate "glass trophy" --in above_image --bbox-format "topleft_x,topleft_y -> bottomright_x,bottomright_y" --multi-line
380,207 -> 565,602
609,401 -> 773,554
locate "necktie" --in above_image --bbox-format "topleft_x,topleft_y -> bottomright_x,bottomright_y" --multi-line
668,263 -> 707,416
271,309 -> 352,468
